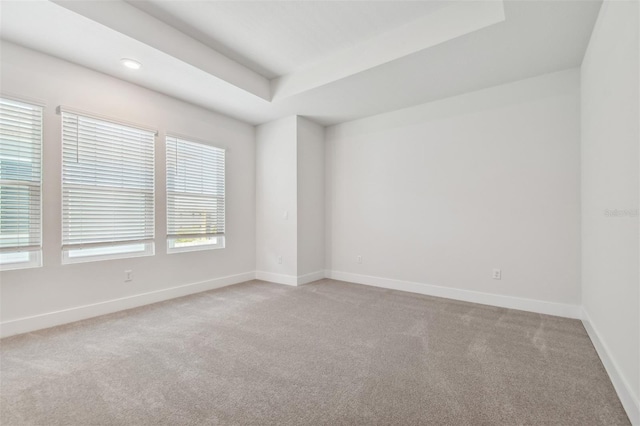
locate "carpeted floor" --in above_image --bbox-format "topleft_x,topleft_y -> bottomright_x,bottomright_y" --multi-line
0,279 -> 630,425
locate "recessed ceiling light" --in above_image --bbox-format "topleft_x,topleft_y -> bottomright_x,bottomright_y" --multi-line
120,58 -> 142,70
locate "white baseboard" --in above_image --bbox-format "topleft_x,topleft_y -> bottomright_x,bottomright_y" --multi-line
0,271 -> 255,339
582,308 -> 640,425
326,270 -> 582,319
255,271 -> 298,286
255,270 -> 325,286
297,270 -> 325,285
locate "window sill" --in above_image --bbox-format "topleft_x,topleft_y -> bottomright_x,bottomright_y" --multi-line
167,237 -> 225,254
0,251 -> 42,271
62,242 -> 154,265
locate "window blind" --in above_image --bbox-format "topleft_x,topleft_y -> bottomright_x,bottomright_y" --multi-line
61,111 -> 155,260
166,136 -> 225,250
0,98 -> 43,269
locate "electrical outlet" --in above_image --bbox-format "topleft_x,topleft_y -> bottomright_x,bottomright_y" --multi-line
125,270 -> 133,282
277,255 -> 283,264
357,255 -> 362,264
492,269 -> 501,280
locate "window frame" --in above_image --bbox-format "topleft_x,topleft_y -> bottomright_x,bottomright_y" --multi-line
0,96 -> 44,271
165,134 -> 226,254
59,107 -> 156,264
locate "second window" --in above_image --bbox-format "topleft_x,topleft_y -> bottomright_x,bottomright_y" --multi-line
166,135 -> 225,253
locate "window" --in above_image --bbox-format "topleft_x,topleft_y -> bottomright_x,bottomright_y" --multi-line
61,109 -> 155,263
0,98 -> 43,270
166,135 -> 225,253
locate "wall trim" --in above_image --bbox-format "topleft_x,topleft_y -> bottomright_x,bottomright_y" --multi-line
256,270 -> 326,286
326,270 -> 582,319
255,271 -> 298,286
297,270 -> 326,285
0,271 -> 255,339
582,308 -> 639,425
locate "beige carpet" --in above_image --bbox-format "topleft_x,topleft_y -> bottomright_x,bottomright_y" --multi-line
0,279 -> 629,425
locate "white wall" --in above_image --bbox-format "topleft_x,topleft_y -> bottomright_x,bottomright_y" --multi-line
255,115 -> 325,284
297,117 -> 325,278
325,69 -> 581,313
0,42 -> 256,334
255,116 -> 298,280
580,0 -> 639,421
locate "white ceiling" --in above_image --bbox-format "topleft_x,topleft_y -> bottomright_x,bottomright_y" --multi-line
0,0 -> 602,126
127,0 -> 449,79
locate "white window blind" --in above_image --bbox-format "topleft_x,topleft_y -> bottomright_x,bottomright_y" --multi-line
0,97 -> 43,270
166,136 -> 225,252
61,110 -> 155,263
